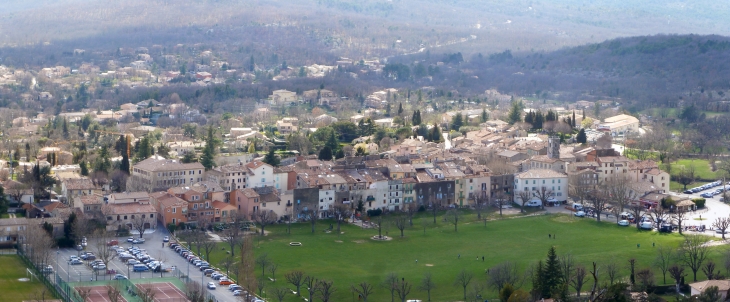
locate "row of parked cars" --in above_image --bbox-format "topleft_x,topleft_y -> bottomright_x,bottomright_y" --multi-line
684,181 -> 724,195
115,246 -> 162,272
169,242 -> 260,299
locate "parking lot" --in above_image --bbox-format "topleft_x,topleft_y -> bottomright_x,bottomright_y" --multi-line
53,222 -> 242,302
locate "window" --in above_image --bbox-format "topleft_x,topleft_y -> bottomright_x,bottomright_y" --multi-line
261,178 -> 265,183
173,208 -> 176,213
558,186 -> 561,191
542,180 -> 545,184
557,192 -> 562,196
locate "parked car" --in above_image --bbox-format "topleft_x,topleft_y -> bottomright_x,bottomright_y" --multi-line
93,264 -> 107,270
207,282 -> 216,290
204,269 -> 215,276
127,237 -> 134,242
41,265 -> 54,274
114,274 -> 128,280
70,259 -> 83,265
127,259 -> 140,265
163,236 -> 170,242
233,290 -> 242,296
107,240 -> 119,246
219,279 -> 233,285
618,220 -> 630,226
574,211 -> 586,217
229,285 -> 243,291
199,265 -> 211,271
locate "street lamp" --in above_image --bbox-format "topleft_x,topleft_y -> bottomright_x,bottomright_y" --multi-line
55,250 -> 59,279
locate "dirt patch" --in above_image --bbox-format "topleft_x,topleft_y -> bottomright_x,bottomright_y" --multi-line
352,240 -> 365,244
335,240 -> 343,243
425,264 -> 434,267
551,215 -> 578,223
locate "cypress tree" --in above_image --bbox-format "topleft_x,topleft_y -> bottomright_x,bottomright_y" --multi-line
541,246 -> 563,298
577,129 -> 587,144
572,111 -> 576,127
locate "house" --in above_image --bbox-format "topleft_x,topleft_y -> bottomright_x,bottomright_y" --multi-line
597,114 -> 640,136
514,169 -> 568,204
107,192 -> 150,204
276,117 -> 299,134
102,201 -> 157,232
689,280 -> 730,300
150,192 -> 188,226
77,194 -> 103,214
129,156 -> 205,192
207,163 -> 250,191
245,161 -> 274,188
269,89 -> 297,106
2,180 -> 33,205
195,72 -> 213,81
60,177 -> 99,207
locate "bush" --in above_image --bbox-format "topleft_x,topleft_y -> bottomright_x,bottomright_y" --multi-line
366,208 -> 383,217
692,198 -> 706,208
56,237 -> 75,248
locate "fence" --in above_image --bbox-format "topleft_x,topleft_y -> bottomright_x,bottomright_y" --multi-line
17,248 -> 64,301
0,249 -> 17,255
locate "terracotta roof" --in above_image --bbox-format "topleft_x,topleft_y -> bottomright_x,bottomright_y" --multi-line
212,200 -> 236,211
157,194 -> 187,208
239,188 -> 259,198
63,178 -> 96,190
134,156 -> 204,172
79,195 -> 103,205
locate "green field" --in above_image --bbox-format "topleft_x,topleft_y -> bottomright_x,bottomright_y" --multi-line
204,213 -> 717,302
0,255 -> 54,301
671,159 -> 720,181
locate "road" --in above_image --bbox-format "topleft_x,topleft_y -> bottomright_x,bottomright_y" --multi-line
53,222 -> 240,302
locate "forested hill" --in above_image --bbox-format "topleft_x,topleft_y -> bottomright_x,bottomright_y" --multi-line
460,35 -> 730,111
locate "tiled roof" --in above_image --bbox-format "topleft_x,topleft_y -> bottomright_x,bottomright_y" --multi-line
134,156 -> 204,172
516,169 -> 567,179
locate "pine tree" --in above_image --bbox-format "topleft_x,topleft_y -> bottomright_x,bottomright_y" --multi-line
532,261 -> 545,299
80,161 -> 89,176
200,126 -> 218,170
249,55 -> 255,72
318,146 -> 333,160
397,103 -> 404,116
534,111 -> 544,129
248,141 -> 256,153
412,111 -> 419,125
451,113 -> 464,131
507,101 -> 523,124
430,125 -> 442,143
481,108 -> 489,122
326,130 -> 339,152
541,246 -> 563,298
524,111 -> 534,125
576,129 -> 587,144
263,149 -> 280,167
386,103 -> 391,117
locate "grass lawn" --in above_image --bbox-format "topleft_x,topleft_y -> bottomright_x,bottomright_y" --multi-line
671,159 -> 719,181
670,180 -> 710,192
203,213 -> 717,302
0,255 -> 54,301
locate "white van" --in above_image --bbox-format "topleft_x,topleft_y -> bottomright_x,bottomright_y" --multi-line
526,200 -> 542,207
571,203 -> 583,211
639,221 -> 653,230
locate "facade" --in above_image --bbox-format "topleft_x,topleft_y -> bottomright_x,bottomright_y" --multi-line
151,192 -> 188,226
129,156 -> 205,192
514,169 -> 568,204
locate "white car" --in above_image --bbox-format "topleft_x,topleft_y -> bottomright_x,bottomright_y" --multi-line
207,282 -> 216,290
618,220 -> 630,226
574,211 -> 586,217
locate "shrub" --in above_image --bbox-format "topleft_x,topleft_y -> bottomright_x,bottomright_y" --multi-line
692,198 -> 706,209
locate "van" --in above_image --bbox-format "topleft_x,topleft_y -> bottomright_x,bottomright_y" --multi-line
133,264 -> 149,272
526,200 -> 541,207
570,203 -> 583,211
639,221 -> 653,230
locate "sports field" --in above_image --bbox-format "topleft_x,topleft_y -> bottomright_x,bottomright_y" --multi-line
0,255 -> 54,301
207,213 -> 720,302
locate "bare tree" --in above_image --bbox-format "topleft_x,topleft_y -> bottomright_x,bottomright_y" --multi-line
629,203 -> 646,229
91,229 -> 117,280
605,176 -> 636,222
351,282 -> 375,302
682,234 -> 710,281
571,266 -> 587,297
382,272 -> 398,302
588,262 -> 602,301
238,235 -> 257,296
561,254 -> 576,284
286,271 -> 305,296
395,278 -> 412,302
674,206 -> 689,235
604,260 -> 620,285
487,261 -> 524,291
668,265 -> 686,293
136,286 -> 156,302
405,203 -> 418,226
304,275 -> 318,302
253,209 -> 277,236
444,208 -> 461,232
331,204 -> 350,235
473,192 -> 490,218
315,279 -> 336,302
75,287 -> 92,302
301,208 -> 320,234
199,232 -> 217,263
713,217 -> 730,240
107,282 -> 123,302
257,278 -> 266,297
516,190 -> 532,213
648,206 -> 669,230
129,214 -> 151,239
221,213 -> 246,257
256,253 -> 270,279
654,245 -> 674,285
703,261 -> 721,280
467,283 -> 486,302
419,272 -> 436,302
267,262 -> 279,281
184,281 -> 205,302
393,215 -> 408,237
218,257 -> 234,277
429,193 -> 443,224
454,269 -> 473,301
271,287 -> 289,302
588,189 -> 609,222
532,186 -> 553,210
635,269 -> 655,291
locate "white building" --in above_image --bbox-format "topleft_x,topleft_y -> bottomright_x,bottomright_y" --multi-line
245,161 -> 274,188
514,169 -> 568,205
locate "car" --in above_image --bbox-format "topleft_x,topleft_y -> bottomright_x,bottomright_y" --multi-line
93,264 -> 107,270
204,269 -> 215,276
127,237 -> 134,242
684,190 -> 693,194
133,265 -> 149,272
233,290 -> 242,296
69,255 -> 80,261
574,211 -> 586,217
163,236 -> 170,242
229,284 -> 243,291
199,265 -> 211,271
70,259 -> 83,265
113,274 -> 128,280
701,193 -> 713,198
717,229 -> 728,234
618,220 -> 630,226
127,259 -> 139,265
41,265 -> 54,274
207,282 -> 216,290
219,279 -> 233,285
211,273 -> 223,279
107,240 -> 119,246
132,239 -> 143,244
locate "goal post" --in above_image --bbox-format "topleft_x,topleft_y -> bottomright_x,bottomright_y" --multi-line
26,268 -> 37,282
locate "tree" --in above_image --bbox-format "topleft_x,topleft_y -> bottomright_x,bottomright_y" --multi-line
318,146 -> 333,160
635,268 -> 655,292
286,271 -> 305,296
129,214 -> 151,239
698,286 -> 722,302
571,266 -> 587,297
507,100 -> 523,124
221,213 -> 246,257
255,254 -> 270,280
628,258 -> 637,285
648,205 -> 669,230
500,284 -> 515,302
605,260 -> 620,286
263,149 -> 280,167
394,278 -> 412,302
271,287 -> 288,302
444,208 -> 460,232
629,203 -> 646,229
382,273 -> 398,302
411,110 -> 421,126
393,215 -> 407,237
451,113 -> 464,131
301,208 -> 320,234
654,245 -> 674,285
588,189 -> 609,222
677,166 -> 696,190
488,261 -> 524,291
454,269 -> 473,300
181,152 -> 197,163
532,186 -> 553,210
200,126 -> 219,170
541,246 -> 563,298
352,282 -> 375,302
482,108 -> 489,122
713,217 -> 730,240
331,204 -> 350,235
418,272 -> 436,302
315,279 -> 336,302
703,261 -> 720,280
254,210 -> 277,236
475,193 -> 490,218
668,265 -> 686,293
576,129 -> 587,144
606,176 -> 636,222
682,235 -> 710,281
91,229 -> 117,280
397,103 -> 404,117
516,190 -> 532,213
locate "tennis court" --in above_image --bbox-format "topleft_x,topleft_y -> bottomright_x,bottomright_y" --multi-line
74,285 -> 127,302
134,282 -> 188,302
